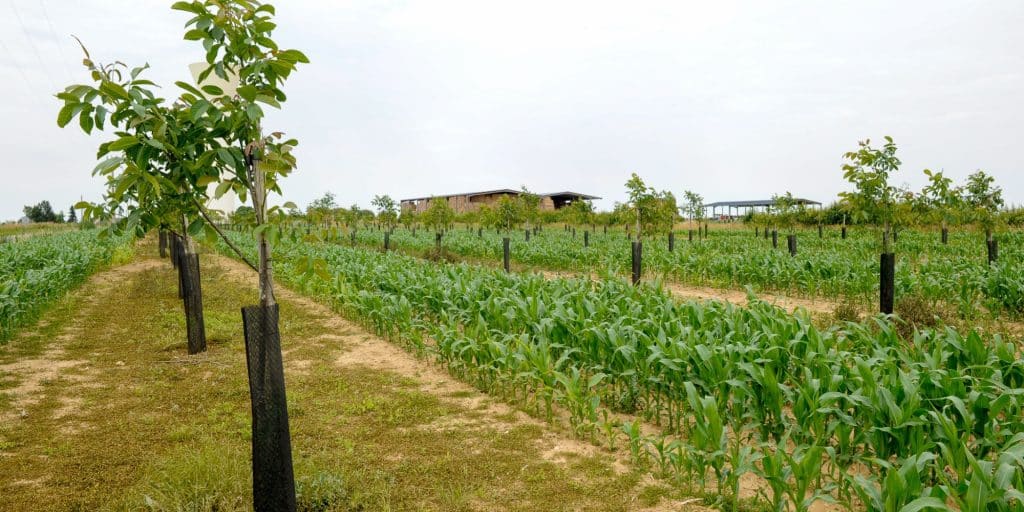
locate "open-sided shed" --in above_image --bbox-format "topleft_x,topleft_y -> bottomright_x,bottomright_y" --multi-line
704,198 -> 821,218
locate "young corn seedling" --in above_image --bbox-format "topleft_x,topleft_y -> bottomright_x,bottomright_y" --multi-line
848,452 -> 947,512
725,428 -> 762,512
601,410 -> 618,451
757,442 -> 791,512
620,420 -> 647,467
783,443 -> 829,512
684,382 -> 727,495
646,434 -> 675,479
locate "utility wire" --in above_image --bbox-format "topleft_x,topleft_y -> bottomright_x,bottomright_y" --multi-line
0,36 -> 43,108
8,0 -> 57,92
39,0 -> 72,82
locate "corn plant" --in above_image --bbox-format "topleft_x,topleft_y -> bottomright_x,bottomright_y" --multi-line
0,230 -> 130,342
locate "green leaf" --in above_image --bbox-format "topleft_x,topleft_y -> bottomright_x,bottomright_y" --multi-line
184,29 -> 207,41
143,138 -> 166,151
254,94 -> 281,108
196,175 -> 218,187
175,81 -> 206,99
57,103 -> 79,127
130,63 -> 150,79
99,80 -> 130,100
214,180 -> 232,198
190,100 -> 211,122
237,85 -> 258,102
108,136 -> 140,151
279,49 -> 310,64
187,218 -> 205,237
216,148 -> 236,167
245,104 -> 262,122
201,84 -> 223,96
93,157 -> 123,175
253,223 -> 271,238
170,1 -> 200,13
898,497 -> 950,512
253,21 -> 277,33
79,111 -> 94,134
203,223 -> 219,244
94,105 -> 107,130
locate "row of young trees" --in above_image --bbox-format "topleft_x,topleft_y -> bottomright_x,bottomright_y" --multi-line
835,137 -> 1006,247
283,177 -> 708,237
283,150 -> 1012,247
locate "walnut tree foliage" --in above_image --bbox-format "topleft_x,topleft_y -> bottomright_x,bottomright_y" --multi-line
422,197 -> 455,232
624,173 -> 678,237
964,170 -> 1004,237
682,190 -> 705,225
840,137 -> 901,251
56,0 -> 308,250
771,192 -> 800,234
371,194 -> 399,229
921,169 -> 964,228
306,192 -> 338,225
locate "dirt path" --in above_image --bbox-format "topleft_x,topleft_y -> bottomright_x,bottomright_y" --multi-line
0,259 -> 162,425
539,269 -> 841,316
658,281 -> 837,316
0,243 -> 702,511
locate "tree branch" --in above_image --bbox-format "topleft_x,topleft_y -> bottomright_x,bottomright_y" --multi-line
192,197 -> 259,273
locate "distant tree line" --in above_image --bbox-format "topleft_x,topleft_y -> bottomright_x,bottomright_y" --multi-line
21,200 -> 78,223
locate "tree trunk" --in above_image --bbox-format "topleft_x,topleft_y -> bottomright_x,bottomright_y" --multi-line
987,230 -> 998,264
880,252 -> 895,315
244,156 -> 295,511
503,237 -> 510,272
631,241 -> 642,285
159,230 -> 168,258
178,220 -> 207,355
242,304 -> 295,512
181,251 -> 207,355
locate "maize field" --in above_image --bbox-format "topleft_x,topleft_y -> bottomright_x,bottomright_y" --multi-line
0,229 -> 132,342
312,225 -> 1024,319
216,229 -> 1024,511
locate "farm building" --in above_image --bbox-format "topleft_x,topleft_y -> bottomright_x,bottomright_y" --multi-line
400,189 -> 600,214
704,198 -> 821,219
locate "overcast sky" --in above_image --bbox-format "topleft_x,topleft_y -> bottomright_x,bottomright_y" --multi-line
1,1 -> 1021,221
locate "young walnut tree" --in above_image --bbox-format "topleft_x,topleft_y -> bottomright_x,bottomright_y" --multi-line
56,1 -> 309,509
840,137 -> 901,253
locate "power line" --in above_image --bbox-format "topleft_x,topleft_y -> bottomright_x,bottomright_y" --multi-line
8,0 -> 57,92
0,36 -> 43,107
40,0 -> 72,82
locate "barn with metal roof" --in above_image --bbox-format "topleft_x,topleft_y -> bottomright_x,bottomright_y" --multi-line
400,189 -> 600,214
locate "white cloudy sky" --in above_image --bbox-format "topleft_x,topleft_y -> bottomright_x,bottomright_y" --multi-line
1,1 -> 1021,220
